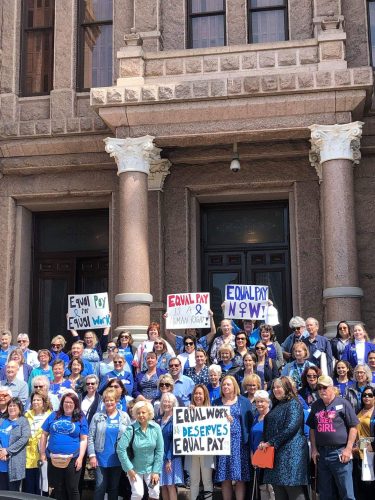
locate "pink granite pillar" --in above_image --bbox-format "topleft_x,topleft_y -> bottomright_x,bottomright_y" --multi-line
104,135 -> 162,336
309,122 -> 364,335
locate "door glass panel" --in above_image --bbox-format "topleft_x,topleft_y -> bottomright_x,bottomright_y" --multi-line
253,270 -> 284,338
210,272 -> 240,322
39,278 -> 69,348
37,211 -> 109,252
205,206 -> 285,245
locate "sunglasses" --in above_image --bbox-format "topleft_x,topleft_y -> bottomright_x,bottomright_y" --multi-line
34,385 -> 45,389
114,361 -> 124,365
154,342 -> 163,345
17,340 -> 27,343
120,336 -> 130,340
86,382 -> 97,386
256,347 -> 266,351
185,342 -> 194,346
51,344 -> 62,348
169,364 -> 180,368
307,374 -> 318,378
159,383 -> 171,388
317,385 -> 328,390
363,393 -> 374,398
110,385 -> 120,388
107,346 -> 116,351
236,337 -> 246,341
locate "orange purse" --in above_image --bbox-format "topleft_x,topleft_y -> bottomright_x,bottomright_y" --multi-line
251,446 -> 275,469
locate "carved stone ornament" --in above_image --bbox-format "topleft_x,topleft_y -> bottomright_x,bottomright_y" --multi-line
148,159 -> 172,191
308,122 -> 364,182
104,136 -> 162,176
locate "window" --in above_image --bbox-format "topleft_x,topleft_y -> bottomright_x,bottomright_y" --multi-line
20,0 -> 55,96
248,0 -> 288,44
368,1 -> 375,65
187,0 -> 226,49
77,0 -> 113,91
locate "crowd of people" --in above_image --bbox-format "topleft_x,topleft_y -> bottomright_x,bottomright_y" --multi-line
0,314 -> 374,500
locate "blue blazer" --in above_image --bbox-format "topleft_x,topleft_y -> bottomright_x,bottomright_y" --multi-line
341,342 -> 375,368
156,415 -> 174,461
213,394 -> 253,446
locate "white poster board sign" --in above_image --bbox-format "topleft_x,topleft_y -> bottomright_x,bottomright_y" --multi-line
67,292 -> 110,330
166,293 -> 210,329
224,284 -> 269,320
173,406 -> 231,455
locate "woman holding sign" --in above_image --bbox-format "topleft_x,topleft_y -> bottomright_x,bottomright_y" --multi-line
156,393 -> 183,500
213,375 -> 253,500
186,384 -> 214,500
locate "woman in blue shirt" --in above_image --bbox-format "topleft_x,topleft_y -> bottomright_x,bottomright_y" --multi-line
333,360 -> 354,397
116,330 -> 135,371
40,392 -> 88,500
88,388 -> 131,500
117,400 -> 164,500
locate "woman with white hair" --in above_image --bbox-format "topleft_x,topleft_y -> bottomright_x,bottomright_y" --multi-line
251,390 -> 274,500
156,393 -> 183,500
117,400 -> 164,500
207,364 -> 222,402
30,375 -> 59,410
281,317 -> 306,362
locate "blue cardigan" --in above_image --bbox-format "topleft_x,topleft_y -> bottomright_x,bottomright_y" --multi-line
341,342 -> 375,368
213,394 -> 253,446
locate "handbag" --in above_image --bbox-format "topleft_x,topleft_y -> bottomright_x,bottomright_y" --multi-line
361,449 -> 375,481
127,424 -> 135,460
252,446 -> 275,469
50,453 -> 73,468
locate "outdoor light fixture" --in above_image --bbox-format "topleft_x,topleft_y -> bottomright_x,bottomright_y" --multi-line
230,143 -> 241,173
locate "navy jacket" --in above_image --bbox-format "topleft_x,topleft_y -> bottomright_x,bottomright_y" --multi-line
156,415 -> 174,461
341,342 -> 375,368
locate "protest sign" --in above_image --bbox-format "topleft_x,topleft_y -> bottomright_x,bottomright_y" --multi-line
173,406 -> 231,455
224,284 -> 269,320
166,292 -> 210,329
67,292 -> 110,330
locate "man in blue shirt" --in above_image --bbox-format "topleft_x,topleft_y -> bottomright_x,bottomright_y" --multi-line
168,358 -> 194,406
302,317 -> 333,376
0,361 -> 28,406
0,331 -> 16,370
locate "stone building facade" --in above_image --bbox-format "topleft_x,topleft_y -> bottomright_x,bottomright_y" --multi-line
1,0 -> 375,346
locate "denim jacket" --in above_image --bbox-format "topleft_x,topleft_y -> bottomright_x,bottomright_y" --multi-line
88,410 -> 131,457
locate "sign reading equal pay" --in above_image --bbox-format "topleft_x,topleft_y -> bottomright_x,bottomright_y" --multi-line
224,284 -> 269,320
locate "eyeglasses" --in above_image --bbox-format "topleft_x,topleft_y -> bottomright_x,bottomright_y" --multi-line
169,364 -> 180,368
51,344 -> 62,348
184,342 -> 194,346
356,371 -> 366,375
120,336 -> 129,340
17,340 -> 27,343
256,347 -> 266,351
363,393 -> 374,398
34,385 -> 45,389
317,385 -> 328,390
159,383 -> 171,388
64,401 -> 75,405
86,382 -> 97,386
338,326 -> 348,330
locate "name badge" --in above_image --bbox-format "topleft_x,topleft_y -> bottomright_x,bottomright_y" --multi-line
335,405 -> 343,410
313,349 -> 322,359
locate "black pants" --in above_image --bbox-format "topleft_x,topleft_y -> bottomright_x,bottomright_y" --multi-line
48,457 -> 80,500
0,472 -> 21,491
272,485 -> 306,500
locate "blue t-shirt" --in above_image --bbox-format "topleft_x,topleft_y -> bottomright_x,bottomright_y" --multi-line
50,380 -> 72,398
98,412 -> 121,468
42,412 -> 89,457
0,350 -> 10,370
207,384 -> 221,403
0,419 -> 17,472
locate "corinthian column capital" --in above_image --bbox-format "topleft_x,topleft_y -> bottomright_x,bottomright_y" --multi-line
104,135 -> 162,176
308,122 -> 364,181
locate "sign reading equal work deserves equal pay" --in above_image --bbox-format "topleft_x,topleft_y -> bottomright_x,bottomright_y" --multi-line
67,292 -> 111,330
173,406 -> 231,455
166,292 -> 210,329
224,284 -> 269,320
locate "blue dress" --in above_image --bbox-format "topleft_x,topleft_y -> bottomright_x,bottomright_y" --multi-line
159,417 -> 184,486
215,401 -> 251,482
